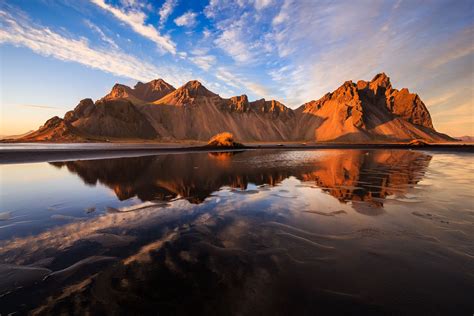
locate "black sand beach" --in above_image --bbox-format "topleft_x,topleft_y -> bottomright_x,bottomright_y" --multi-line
1,142 -> 473,164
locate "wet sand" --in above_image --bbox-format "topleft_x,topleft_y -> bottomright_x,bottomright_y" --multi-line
1,149 -> 473,314
1,142 -> 473,164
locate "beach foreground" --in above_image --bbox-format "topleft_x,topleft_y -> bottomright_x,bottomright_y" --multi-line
1,142 -> 472,164
1,148 -> 473,314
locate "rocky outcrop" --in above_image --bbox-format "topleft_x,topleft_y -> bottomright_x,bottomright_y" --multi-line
16,74 -> 453,143
249,99 -> 295,120
226,95 -> 250,112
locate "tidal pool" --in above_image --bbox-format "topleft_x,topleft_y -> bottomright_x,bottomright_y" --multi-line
0,149 -> 473,315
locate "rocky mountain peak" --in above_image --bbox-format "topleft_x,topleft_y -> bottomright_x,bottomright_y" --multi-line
103,79 -> 175,103
369,72 -> 392,92
105,84 -> 132,100
181,80 -> 216,97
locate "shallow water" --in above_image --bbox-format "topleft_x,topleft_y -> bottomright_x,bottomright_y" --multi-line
0,149 -> 473,315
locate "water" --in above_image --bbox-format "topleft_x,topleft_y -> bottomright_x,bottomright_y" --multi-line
0,149 -> 473,315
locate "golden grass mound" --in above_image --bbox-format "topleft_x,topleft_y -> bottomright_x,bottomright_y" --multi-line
206,132 -> 244,148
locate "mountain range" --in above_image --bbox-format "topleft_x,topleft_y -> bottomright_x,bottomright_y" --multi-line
15,73 -> 452,143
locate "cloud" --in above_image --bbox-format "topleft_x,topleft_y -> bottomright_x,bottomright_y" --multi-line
427,27 -> 474,69
202,28 -> 211,39
89,0 -> 176,54
190,55 -> 216,71
216,67 -> 270,98
84,19 -> 119,49
0,9 -> 189,86
158,0 -> 177,27
272,0 -> 291,25
174,11 -> 197,27
214,17 -> 254,63
253,0 -> 273,10
16,104 -> 60,110
204,0 -> 246,19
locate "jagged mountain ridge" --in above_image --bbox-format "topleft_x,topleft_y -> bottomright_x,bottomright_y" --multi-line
293,73 -> 444,142
16,73 -> 452,143
103,79 -> 175,103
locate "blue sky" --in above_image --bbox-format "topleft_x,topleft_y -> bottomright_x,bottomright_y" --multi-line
0,0 -> 473,136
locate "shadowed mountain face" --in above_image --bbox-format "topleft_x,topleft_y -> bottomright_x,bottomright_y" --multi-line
50,150 -> 431,214
18,74 -> 452,142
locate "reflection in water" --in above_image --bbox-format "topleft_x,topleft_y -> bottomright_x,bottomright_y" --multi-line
1,150 -> 473,315
50,150 -> 431,214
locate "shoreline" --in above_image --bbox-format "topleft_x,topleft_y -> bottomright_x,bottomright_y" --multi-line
1,142 -> 473,164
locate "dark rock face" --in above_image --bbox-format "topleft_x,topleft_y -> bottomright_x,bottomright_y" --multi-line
70,99 -> 157,139
356,73 -> 433,129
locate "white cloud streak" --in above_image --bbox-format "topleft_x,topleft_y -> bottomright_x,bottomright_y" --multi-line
84,19 -> 119,49
158,0 -> 177,27
253,0 -> 273,10
0,10 -> 188,86
216,68 -> 270,98
214,16 -> 254,63
190,55 -> 216,71
174,11 -> 197,27
89,0 -> 176,54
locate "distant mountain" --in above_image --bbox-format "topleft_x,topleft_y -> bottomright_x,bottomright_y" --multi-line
456,136 -> 474,142
0,130 -> 34,140
13,73 -> 453,143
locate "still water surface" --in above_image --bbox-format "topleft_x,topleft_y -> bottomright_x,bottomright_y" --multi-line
0,149 -> 473,314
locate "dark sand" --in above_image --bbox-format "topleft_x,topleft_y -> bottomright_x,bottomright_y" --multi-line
0,142 -> 473,164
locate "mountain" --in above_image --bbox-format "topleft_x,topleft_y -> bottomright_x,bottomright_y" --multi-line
293,73 -> 448,142
456,136 -> 474,142
103,79 -> 175,104
0,130 -> 34,140
13,74 -> 453,143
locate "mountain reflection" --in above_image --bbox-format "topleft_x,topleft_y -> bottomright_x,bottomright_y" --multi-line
50,149 -> 431,212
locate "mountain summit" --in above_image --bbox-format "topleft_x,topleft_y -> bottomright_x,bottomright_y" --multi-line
15,73 -> 452,143
153,80 -> 218,107
103,79 -> 175,103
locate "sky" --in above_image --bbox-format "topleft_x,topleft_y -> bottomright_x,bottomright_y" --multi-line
0,0 -> 473,136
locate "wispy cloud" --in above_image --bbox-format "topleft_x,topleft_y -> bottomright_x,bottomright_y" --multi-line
174,11 -> 197,27
427,27 -> 474,69
253,0 -> 273,10
0,9 -> 188,85
216,67 -> 270,98
272,0 -> 291,25
214,15 -> 255,63
158,0 -> 178,27
84,19 -> 118,49
16,104 -> 60,110
190,55 -> 216,71
89,0 -> 176,54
